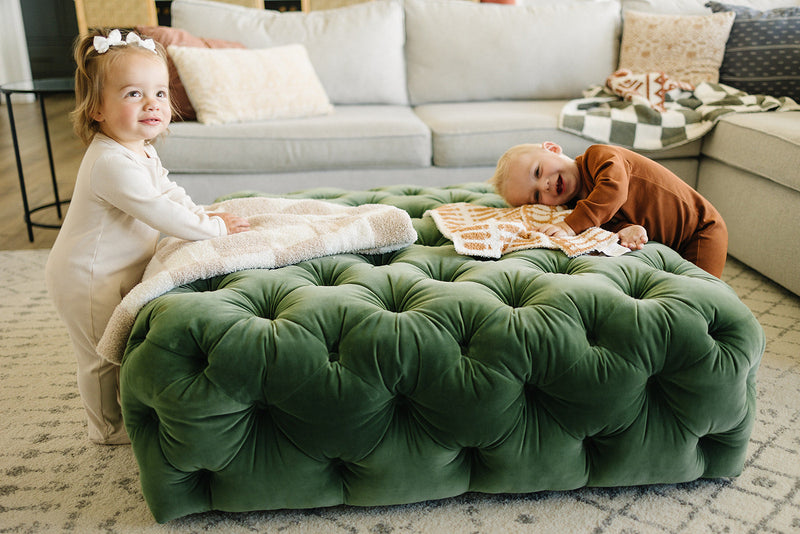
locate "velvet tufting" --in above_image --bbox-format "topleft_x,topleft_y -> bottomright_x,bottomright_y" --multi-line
120,184 -> 764,523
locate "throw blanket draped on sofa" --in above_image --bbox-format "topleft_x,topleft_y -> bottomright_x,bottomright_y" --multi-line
559,76 -> 800,150
97,197 -> 418,364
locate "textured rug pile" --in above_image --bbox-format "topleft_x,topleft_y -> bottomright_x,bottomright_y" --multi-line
1,249 -> 799,533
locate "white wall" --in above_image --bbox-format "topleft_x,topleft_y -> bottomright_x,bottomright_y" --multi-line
0,0 -> 34,103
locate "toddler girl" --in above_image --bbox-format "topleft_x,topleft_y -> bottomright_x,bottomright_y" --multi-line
45,29 -> 249,444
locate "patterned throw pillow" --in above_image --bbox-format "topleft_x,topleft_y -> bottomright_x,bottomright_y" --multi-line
617,10 -> 735,86
706,2 -> 800,101
167,44 -> 333,125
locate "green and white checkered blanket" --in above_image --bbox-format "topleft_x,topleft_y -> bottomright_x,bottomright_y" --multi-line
559,82 -> 799,150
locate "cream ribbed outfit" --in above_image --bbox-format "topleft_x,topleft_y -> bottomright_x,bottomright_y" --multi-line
45,134 -> 226,444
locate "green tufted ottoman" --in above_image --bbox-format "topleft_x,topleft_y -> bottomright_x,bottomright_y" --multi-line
120,184 -> 765,523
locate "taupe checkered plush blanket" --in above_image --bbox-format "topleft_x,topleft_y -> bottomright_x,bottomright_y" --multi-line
97,197 -> 417,364
559,82 -> 799,150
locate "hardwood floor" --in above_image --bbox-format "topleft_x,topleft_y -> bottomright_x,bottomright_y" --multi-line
1,93 -> 82,250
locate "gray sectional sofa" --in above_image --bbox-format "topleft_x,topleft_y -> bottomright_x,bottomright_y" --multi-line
155,0 -> 800,295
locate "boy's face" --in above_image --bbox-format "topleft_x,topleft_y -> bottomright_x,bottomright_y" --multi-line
503,144 -> 582,207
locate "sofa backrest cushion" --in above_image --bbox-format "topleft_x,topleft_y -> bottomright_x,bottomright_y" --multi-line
170,0 -> 408,106
404,0 -> 621,105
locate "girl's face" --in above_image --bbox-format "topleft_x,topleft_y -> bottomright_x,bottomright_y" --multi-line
92,52 -> 170,155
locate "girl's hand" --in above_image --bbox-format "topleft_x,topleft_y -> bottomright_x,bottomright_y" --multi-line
617,224 -> 648,250
211,212 -> 251,234
535,221 -> 576,238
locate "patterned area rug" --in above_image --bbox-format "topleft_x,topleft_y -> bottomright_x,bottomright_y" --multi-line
1,250 -> 798,533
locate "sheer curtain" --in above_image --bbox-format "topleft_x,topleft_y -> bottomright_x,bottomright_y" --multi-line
0,0 -> 34,103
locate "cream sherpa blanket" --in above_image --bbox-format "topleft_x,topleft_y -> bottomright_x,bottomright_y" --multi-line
425,203 -> 629,259
98,196 -> 418,364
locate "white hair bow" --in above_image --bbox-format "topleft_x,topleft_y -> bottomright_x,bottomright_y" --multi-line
93,29 -> 156,54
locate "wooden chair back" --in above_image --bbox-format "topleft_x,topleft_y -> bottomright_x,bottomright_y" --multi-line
74,0 -> 158,36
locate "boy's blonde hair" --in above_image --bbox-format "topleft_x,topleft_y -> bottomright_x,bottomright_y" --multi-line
71,28 -> 171,146
488,143 -> 543,198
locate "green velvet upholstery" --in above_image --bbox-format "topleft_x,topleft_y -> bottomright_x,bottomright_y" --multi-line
120,184 -> 764,523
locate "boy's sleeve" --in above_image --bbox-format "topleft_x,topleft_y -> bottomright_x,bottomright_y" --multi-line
564,148 -> 631,233
91,153 -> 227,240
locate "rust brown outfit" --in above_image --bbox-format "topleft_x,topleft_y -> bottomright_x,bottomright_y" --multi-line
564,145 -> 728,277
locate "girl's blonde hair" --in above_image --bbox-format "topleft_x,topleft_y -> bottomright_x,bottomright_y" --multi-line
71,28 -> 171,146
488,143 -> 543,198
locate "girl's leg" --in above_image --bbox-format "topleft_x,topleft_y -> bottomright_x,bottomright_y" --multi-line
48,279 -> 129,445
68,331 -> 128,444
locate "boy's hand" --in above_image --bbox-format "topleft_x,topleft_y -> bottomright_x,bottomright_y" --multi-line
534,221 -> 576,238
211,212 -> 251,234
617,224 -> 648,250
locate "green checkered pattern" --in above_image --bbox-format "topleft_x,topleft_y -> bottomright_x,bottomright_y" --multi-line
559,82 -> 799,150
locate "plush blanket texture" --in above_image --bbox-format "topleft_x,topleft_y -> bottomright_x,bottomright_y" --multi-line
98,196 -> 417,364
426,203 -> 628,259
559,72 -> 800,150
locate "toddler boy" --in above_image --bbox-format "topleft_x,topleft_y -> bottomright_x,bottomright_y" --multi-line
489,142 -> 728,277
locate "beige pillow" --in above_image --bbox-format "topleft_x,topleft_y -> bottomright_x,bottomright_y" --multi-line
167,44 -> 333,125
135,25 -> 246,121
617,10 -> 735,86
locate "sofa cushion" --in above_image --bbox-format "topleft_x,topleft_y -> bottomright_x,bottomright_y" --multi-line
617,10 -> 734,86
697,158 -> 800,294
701,112 -> 800,192
706,2 -> 800,102
168,44 -> 333,125
413,101 -> 702,168
169,0 -> 408,106
621,0 -> 711,14
404,0 -> 621,105
414,101 -> 593,167
154,105 -> 431,173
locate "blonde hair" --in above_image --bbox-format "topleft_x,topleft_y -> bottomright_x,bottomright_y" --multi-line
71,28 -> 171,146
488,143 -> 543,198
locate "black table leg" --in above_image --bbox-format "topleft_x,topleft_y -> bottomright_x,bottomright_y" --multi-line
39,94 -> 64,220
4,92 -> 34,242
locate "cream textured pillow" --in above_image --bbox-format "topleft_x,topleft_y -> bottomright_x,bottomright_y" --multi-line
167,44 -> 333,125
617,10 -> 735,86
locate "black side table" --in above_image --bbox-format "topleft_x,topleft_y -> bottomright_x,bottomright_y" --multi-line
1,77 -> 74,242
